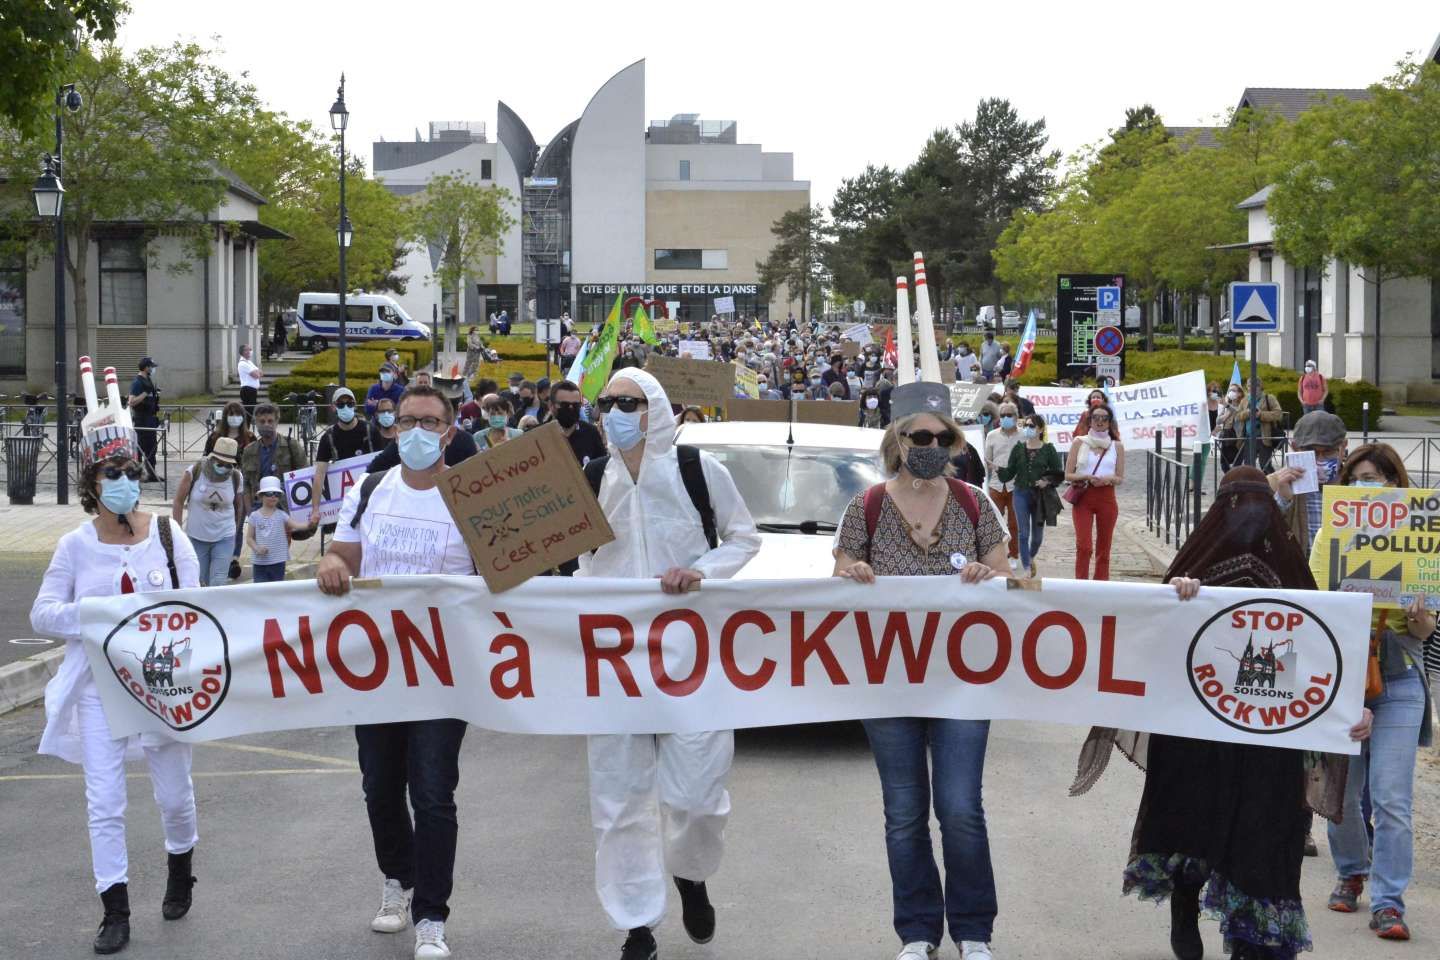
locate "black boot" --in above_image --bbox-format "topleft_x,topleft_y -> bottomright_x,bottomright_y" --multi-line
162,848 -> 196,920
94,883 -> 130,955
620,926 -> 657,960
674,876 -> 716,944
1169,881 -> 1204,960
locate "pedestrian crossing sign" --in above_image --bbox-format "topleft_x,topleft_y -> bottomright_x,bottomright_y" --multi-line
1228,282 -> 1280,332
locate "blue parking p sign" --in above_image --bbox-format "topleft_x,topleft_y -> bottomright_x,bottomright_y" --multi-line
1229,282 -> 1280,332
1096,286 -> 1121,311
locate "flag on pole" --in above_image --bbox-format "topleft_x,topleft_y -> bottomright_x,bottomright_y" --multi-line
565,336 -> 592,383
1013,310 -> 1038,377
1230,359 -> 1242,389
632,300 -> 659,346
581,292 -> 625,403
883,327 -> 898,369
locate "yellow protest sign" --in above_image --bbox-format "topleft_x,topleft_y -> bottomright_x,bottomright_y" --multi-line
1310,485 -> 1440,610
734,364 -> 759,398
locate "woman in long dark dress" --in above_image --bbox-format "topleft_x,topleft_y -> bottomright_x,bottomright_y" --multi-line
1072,466 -> 1370,960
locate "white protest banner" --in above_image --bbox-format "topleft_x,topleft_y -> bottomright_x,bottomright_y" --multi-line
714,295 -> 736,315
677,339 -> 712,360
283,452 -> 378,524
841,322 -> 873,345
1022,370 -> 1211,447
78,576 -> 1369,753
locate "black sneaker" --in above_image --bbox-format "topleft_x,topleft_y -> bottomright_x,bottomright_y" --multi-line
620,926 -> 657,960
228,558 -> 242,581
1169,882 -> 1203,960
674,877 -> 715,944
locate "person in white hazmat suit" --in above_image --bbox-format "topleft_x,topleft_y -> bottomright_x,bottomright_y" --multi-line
578,368 -> 761,960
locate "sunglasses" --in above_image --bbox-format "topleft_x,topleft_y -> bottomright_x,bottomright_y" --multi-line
901,429 -> 957,448
596,396 -> 648,413
554,401 -> 582,411
334,400 -> 355,409
102,464 -> 143,481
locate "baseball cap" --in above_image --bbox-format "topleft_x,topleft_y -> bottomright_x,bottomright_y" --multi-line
332,386 -> 356,404
138,357 -> 155,370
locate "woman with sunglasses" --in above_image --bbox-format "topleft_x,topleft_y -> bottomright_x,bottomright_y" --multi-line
833,382 -> 1009,960
997,414 -> 1062,577
1325,444 -> 1434,942
1065,402 -> 1124,580
32,424 -> 202,954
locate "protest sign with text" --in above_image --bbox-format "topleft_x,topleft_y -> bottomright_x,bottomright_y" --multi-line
78,576 -> 1370,752
284,452 -> 378,525
437,422 -> 613,591
676,339 -> 712,360
645,352 -> 736,407
1310,485 -> 1440,611
1022,371 -> 1211,447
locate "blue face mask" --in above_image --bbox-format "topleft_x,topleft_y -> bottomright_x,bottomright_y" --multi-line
398,426 -> 443,470
380,372 -> 394,386
1317,457 -> 1341,483
211,462 -> 231,477
980,413 -> 992,425
336,405 -> 356,423
1352,478 -> 1387,488
100,476 -> 141,515
604,409 -> 645,451
488,414 -> 509,430
377,411 -> 395,428
1000,416 -> 1016,430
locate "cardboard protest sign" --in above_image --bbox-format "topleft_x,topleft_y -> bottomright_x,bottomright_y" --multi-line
438,422 -> 614,591
948,383 -> 992,419
284,452 -> 378,525
794,400 -> 860,426
1310,486 -> 1440,611
645,353 -> 735,406
840,341 -> 862,360
940,360 -> 957,384
724,398 -> 790,422
734,364 -> 759,399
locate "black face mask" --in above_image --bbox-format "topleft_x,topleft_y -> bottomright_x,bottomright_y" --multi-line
553,406 -> 579,429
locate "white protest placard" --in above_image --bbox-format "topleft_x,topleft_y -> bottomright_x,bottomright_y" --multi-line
1285,450 -> 1319,496
677,339 -> 712,360
283,452 -> 378,524
949,382 -> 991,418
1021,370 -> 1211,447
78,576 -> 1370,753
841,322 -> 873,345
714,295 -> 736,315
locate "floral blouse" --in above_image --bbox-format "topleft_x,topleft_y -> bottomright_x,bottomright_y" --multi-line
836,484 -> 1006,576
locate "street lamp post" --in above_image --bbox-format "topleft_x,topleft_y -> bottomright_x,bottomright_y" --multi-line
33,83 -> 81,505
329,75 -> 350,388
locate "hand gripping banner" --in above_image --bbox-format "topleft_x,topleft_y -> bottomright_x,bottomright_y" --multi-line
78,576 -> 1371,753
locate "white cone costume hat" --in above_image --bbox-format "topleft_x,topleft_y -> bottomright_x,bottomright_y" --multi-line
77,356 -> 140,468
913,252 -> 943,384
894,277 -> 915,386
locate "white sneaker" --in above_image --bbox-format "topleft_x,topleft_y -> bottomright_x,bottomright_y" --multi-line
961,942 -> 994,959
896,943 -> 936,960
414,919 -> 451,959
371,877 -> 412,933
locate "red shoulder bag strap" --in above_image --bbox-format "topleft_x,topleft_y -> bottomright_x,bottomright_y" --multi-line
862,483 -> 887,564
944,478 -> 981,528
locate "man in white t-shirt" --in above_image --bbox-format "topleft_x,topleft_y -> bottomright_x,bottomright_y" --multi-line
236,344 -> 263,417
317,385 -> 471,960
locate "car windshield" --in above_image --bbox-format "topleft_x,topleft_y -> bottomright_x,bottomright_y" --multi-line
688,443 -> 885,530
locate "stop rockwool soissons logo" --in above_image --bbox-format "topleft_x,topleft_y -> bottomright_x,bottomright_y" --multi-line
103,600 -> 231,731
1186,599 -> 1342,735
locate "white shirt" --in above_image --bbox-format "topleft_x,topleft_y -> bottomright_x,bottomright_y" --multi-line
983,428 -> 1022,492
333,468 -> 473,577
184,466 -> 241,542
31,517 -> 201,764
238,356 -> 261,389
1072,437 -> 1119,479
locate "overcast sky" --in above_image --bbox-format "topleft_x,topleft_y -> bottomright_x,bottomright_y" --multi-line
117,1 -> 1437,206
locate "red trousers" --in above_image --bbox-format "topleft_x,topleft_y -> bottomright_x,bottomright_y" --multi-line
990,488 -> 1020,560
1072,484 -> 1118,580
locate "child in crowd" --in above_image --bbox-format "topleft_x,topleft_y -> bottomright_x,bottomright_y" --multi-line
245,475 -> 308,582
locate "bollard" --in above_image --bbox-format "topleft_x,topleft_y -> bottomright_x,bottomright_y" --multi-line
1362,401 -> 1370,442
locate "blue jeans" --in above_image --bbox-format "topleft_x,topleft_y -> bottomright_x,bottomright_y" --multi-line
252,562 -> 286,583
1327,667 -> 1426,914
190,536 -> 232,587
356,719 -> 468,922
862,717 -> 996,945
1012,488 -> 1045,569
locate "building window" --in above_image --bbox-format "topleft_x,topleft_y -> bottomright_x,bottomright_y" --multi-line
481,159 -> 493,180
99,237 -> 147,326
0,259 -> 23,375
655,249 -> 703,270
701,249 -> 728,270
679,160 -> 690,181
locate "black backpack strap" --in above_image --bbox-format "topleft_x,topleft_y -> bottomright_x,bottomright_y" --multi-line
676,444 -> 718,550
350,469 -> 389,529
583,455 -> 610,498
156,516 -> 180,589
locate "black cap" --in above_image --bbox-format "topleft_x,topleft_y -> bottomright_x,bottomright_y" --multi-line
138,356 -> 155,370
890,382 -> 952,421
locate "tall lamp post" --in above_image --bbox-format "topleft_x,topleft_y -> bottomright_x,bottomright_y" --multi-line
329,75 -> 350,388
33,83 -> 82,505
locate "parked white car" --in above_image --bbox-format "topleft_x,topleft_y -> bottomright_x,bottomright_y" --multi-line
1000,309 -> 1022,330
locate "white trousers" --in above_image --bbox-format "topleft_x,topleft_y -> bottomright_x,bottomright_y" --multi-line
587,731 -> 734,930
77,682 -> 198,894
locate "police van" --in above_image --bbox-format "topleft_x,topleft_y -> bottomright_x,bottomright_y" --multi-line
294,293 -> 427,352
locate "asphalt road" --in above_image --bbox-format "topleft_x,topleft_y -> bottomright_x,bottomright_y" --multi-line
1,707 -> 1432,960
0,554 -> 54,667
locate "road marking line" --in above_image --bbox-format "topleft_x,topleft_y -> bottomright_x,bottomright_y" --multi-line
199,741 -> 354,767
0,768 -> 355,782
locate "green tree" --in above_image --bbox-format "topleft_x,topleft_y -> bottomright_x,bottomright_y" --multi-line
0,41 -> 257,361
409,173 -> 516,319
1268,61 -> 1440,384
0,0 -> 125,137
757,204 -> 830,320
828,164 -> 906,307
896,128 -> 982,319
